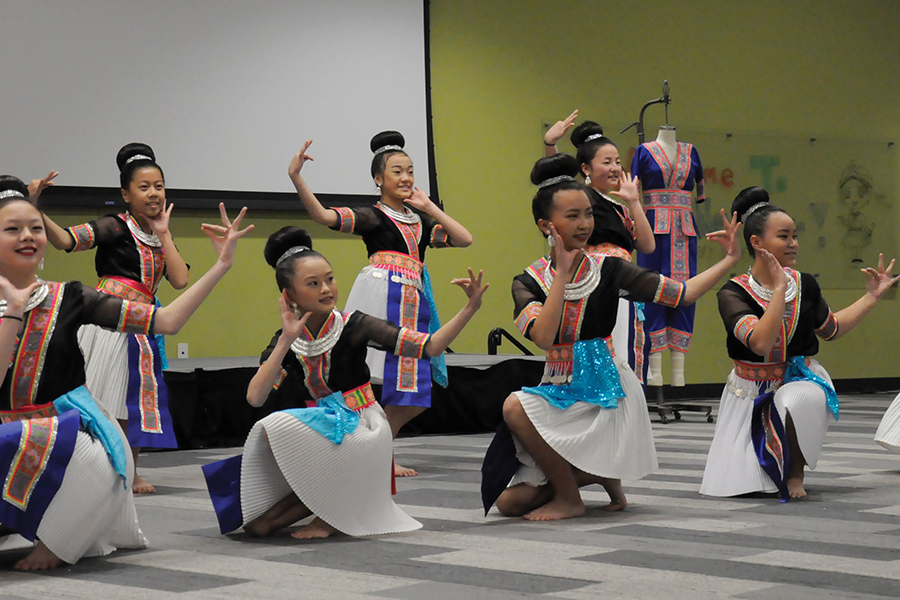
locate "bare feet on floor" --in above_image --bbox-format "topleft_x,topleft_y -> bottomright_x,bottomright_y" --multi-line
13,542 -> 63,571
523,497 -> 586,521
787,476 -> 807,498
132,475 -> 156,494
291,517 -> 337,540
394,463 -> 418,477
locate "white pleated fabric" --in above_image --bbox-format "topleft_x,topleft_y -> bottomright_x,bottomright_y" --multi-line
35,423 -> 147,563
78,325 -> 129,420
610,297 -> 630,362
509,356 -> 658,486
874,392 -> 900,453
239,404 -> 421,536
342,266 -> 389,383
700,359 -> 834,497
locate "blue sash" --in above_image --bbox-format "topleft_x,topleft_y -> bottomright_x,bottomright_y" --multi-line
784,356 -> 839,420
523,338 -> 624,410
283,390 -> 360,445
53,385 -> 128,486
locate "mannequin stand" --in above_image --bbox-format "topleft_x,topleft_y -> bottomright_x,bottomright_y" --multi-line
645,350 -> 714,424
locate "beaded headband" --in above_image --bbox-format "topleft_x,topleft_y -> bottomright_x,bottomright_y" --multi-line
125,154 -> 153,165
584,133 -> 604,143
538,175 -> 576,188
276,245 -> 310,267
742,202 -> 769,221
373,144 -> 403,156
0,190 -> 25,200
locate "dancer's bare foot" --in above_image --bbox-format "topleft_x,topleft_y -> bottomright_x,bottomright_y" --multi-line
787,476 -> 807,498
603,497 -> 628,512
13,542 -> 63,570
394,463 -> 418,477
600,479 -> 627,512
290,517 -> 337,539
523,497 -> 586,521
132,475 -> 156,494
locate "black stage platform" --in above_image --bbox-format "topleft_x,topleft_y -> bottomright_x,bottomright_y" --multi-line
163,354 -> 545,449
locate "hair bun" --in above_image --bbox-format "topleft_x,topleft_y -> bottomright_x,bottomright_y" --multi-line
0,175 -> 29,199
116,142 -> 157,172
570,121 -> 605,148
731,186 -> 770,223
370,130 -> 405,154
530,153 -> 580,186
264,226 -> 314,268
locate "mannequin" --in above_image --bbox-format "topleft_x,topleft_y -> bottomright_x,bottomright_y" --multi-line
631,126 -> 706,388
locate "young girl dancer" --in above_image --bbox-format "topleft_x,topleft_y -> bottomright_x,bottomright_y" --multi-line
288,132 -> 473,477
36,144 -> 189,493
0,176 -> 250,569
700,187 -> 897,499
203,227 -> 487,540
546,117 -> 656,379
481,154 -> 740,521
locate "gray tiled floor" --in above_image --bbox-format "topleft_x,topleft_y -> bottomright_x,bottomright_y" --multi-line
2,393 -> 900,598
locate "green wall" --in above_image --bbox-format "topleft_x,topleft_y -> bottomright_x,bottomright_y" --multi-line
43,0 -> 900,382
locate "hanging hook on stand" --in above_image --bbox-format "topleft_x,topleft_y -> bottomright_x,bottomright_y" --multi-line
621,80 -> 671,145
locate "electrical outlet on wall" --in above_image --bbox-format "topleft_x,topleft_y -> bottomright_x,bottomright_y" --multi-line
177,343 -> 188,359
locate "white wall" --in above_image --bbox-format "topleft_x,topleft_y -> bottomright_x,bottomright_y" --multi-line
0,0 -> 430,195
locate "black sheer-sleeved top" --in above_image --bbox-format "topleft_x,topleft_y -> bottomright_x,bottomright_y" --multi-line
261,310 -> 431,405
717,269 -> 838,365
329,203 -> 450,262
585,187 -> 636,261
65,213 -> 166,299
512,254 -> 686,345
0,281 -> 155,415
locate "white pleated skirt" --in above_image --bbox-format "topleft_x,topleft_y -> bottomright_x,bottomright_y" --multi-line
874,392 -> 900,453
509,357 -> 658,486
239,404 -> 421,536
37,422 -> 147,563
343,266 -> 389,383
700,359 -> 834,497
78,325 -> 129,421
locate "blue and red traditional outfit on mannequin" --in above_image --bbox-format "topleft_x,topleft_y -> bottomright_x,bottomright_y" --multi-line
631,138 -> 705,379
0,281 -> 148,563
699,268 -> 839,499
329,202 -> 451,407
65,213 -> 177,448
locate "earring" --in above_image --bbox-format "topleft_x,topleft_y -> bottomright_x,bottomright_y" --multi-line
39,259 -> 44,271
292,303 -> 302,319
547,234 -> 556,248
584,176 -> 591,185
375,184 -> 382,195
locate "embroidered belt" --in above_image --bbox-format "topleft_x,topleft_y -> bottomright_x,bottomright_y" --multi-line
733,358 -> 810,382
369,251 -> 423,281
643,189 -> 693,209
585,243 -> 632,262
97,276 -> 154,304
342,383 -> 376,412
542,344 -> 574,384
0,403 -> 58,425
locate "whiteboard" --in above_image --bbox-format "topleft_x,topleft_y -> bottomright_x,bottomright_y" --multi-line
0,0 -> 431,197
